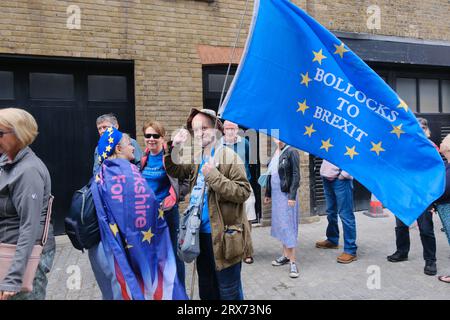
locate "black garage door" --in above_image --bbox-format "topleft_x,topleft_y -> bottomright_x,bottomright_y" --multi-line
0,55 -> 135,234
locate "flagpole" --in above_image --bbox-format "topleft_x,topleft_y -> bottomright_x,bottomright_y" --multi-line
189,261 -> 197,300
217,0 -> 260,118
214,0 -> 251,125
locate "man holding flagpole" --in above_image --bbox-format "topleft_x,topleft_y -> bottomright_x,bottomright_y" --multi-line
164,108 -> 252,300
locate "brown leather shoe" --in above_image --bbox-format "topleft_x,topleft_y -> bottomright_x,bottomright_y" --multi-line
315,240 -> 339,249
337,253 -> 357,264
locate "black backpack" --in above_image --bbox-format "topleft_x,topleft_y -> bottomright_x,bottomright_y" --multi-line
64,179 -> 100,251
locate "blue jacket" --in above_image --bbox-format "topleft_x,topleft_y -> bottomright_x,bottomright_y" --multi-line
222,136 -> 252,181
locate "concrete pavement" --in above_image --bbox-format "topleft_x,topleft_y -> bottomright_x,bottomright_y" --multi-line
46,211 -> 450,300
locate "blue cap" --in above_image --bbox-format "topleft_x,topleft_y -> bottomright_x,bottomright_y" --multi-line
97,127 -> 123,164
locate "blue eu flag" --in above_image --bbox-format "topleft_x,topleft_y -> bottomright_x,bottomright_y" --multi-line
220,0 -> 445,225
91,158 -> 188,300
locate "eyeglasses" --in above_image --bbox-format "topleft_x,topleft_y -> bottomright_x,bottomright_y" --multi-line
0,130 -> 13,138
144,133 -> 161,139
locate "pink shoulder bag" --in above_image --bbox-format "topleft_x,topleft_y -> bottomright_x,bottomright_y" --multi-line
0,195 -> 54,292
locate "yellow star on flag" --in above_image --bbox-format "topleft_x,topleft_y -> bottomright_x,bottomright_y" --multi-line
158,209 -> 165,220
95,174 -> 101,183
142,227 -> 154,244
397,99 -> 408,112
105,145 -> 112,152
297,99 -> 310,114
109,223 -> 119,237
304,124 -> 316,137
370,141 -> 386,156
300,72 -> 312,87
333,42 -> 349,58
107,127 -> 114,134
391,124 -> 405,139
320,138 -> 334,152
108,137 -> 114,144
312,49 -> 327,65
97,156 -> 102,163
344,146 -> 359,159
102,152 -> 107,159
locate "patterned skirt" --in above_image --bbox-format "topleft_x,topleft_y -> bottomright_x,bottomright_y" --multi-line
270,172 -> 299,248
436,203 -> 450,246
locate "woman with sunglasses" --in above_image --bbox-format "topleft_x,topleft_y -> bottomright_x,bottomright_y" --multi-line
0,108 -> 55,300
140,121 -> 187,287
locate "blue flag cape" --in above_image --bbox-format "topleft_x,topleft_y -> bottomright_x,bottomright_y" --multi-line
91,159 -> 188,300
220,0 -> 445,225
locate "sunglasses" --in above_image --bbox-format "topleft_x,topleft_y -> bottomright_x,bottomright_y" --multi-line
144,133 -> 161,139
0,130 -> 13,138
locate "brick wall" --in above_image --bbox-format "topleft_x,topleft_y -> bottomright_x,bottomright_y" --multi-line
1,1 -> 447,137
0,0 -> 448,220
298,0 -> 450,41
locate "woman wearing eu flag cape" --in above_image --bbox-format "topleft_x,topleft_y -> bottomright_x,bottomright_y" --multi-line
90,126 -> 187,300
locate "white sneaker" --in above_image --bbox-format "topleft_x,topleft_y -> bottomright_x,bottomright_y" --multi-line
289,262 -> 299,278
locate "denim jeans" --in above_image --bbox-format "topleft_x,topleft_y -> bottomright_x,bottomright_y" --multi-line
395,210 -> 436,262
88,241 -> 122,300
196,233 -> 243,300
165,205 -> 186,287
322,178 -> 357,255
10,244 -> 56,300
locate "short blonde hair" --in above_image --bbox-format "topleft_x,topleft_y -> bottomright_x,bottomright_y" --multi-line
440,134 -> 450,153
0,108 -> 38,148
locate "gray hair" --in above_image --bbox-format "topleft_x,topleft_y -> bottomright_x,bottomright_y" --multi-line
417,117 -> 431,138
96,113 -> 118,126
118,133 -> 131,147
108,133 -> 131,160
417,117 -> 428,128
441,134 -> 450,153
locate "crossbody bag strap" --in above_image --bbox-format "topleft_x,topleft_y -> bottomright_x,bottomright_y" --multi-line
196,147 -> 213,215
41,194 -> 54,246
195,170 -> 208,217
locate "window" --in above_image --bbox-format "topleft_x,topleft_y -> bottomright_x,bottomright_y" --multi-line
442,80 -> 450,113
370,63 -> 450,114
419,79 -> 439,113
29,72 -> 74,100
208,74 -> 234,93
88,75 -> 127,102
0,71 -> 14,100
396,78 -> 417,112
203,65 -> 237,112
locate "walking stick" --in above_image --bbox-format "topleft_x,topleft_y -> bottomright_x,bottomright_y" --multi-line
190,261 -> 197,300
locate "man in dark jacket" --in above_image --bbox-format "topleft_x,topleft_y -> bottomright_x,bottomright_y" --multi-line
387,117 -> 437,276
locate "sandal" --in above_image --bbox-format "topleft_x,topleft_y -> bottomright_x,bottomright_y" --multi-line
438,275 -> 450,283
244,257 -> 254,264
